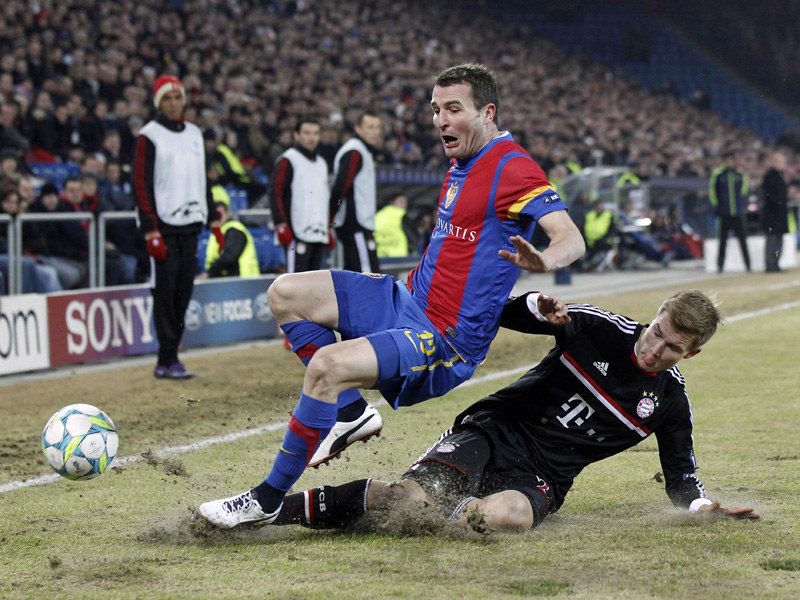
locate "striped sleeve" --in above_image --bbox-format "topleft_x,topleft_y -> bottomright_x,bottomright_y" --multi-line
133,135 -> 158,233
494,155 -> 566,222
270,157 -> 293,227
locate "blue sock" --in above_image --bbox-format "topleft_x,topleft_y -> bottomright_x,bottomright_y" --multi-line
256,392 -> 336,512
281,320 -> 363,410
281,320 -> 336,366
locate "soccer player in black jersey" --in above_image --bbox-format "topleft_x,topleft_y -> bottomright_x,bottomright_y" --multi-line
268,290 -> 758,531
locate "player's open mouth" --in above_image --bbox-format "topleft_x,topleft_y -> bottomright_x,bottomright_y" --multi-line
442,135 -> 458,146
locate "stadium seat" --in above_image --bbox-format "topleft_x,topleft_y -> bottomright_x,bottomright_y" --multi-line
225,187 -> 249,212
249,225 -> 285,273
29,162 -> 80,190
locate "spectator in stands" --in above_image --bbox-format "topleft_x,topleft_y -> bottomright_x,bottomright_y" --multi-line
25,89 -> 56,160
133,75 -> 219,380
24,180 -> 88,289
581,199 -> 618,271
270,118 -> 335,275
207,128 -> 267,208
0,99 -> 30,157
265,128 -> 294,175
2,0 -> 799,218
709,151 -> 751,273
331,110 -> 383,273
410,204 -> 437,256
0,184 -> 62,294
616,199 -> 673,268
40,100 -> 78,162
103,160 -> 133,211
15,176 -> 34,212
104,159 -> 148,282
0,148 -> 22,187
374,193 -> 411,258
199,200 -> 259,279
78,173 -> 137,286
653,205 -> 700,260
761,150 -> 789,273
206,160 -> 232,208
101,129 -> 123,170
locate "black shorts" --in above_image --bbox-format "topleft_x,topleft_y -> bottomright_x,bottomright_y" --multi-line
402,414 -> 554,527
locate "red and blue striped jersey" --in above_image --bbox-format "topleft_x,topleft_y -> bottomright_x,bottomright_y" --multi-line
407,133 -> 568,362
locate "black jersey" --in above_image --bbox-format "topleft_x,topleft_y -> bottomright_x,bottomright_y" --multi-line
455,293 -> 707,511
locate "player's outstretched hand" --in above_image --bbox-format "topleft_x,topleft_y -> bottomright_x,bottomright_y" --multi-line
537,293 -> 571,324
498,235 -> 551,273
697,501 -> 760,520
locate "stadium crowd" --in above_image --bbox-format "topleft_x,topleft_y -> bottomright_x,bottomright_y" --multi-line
653,0 -> 800,112
0,0 -> 798,290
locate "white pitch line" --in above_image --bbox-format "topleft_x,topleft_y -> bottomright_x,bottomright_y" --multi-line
725,299 -> 800,322
0,422 -> 289,494
2,299 -> 797,495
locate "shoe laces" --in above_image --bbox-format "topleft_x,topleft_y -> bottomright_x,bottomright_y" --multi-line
222,492 -> 254,514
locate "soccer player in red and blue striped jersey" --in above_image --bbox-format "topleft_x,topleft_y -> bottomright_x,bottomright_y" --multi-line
196,64 -> 586,529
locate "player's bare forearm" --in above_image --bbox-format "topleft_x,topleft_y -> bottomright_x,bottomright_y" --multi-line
540,227 -> 585,271
498,232 -> 584,273
536,210 -> 586,271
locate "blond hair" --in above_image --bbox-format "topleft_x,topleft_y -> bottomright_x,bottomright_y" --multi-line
657,290 -> 722,350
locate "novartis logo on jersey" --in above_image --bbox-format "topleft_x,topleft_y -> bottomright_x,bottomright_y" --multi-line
434,217 -> 478,242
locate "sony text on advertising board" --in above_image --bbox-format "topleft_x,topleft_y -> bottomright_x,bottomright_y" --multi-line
47,288 -> 158,365
46,277 -> 278,368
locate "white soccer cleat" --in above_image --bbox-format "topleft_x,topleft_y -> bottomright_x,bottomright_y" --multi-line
196,490 -> 281,529
308,403 -> 383,468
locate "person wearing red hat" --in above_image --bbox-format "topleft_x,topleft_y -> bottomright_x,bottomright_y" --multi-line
133,75 -> 222,379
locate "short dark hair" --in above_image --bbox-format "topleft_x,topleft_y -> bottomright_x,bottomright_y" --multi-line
355,110 -> 380,127
295,118 -> 320,133
434,63 -> 499,122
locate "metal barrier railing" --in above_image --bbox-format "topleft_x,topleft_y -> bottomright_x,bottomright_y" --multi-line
96,209 -> 277,287
236,208 -> 271,222
0,205 -> 306,295
0,214 -> 14,295
13,212 -> 97,295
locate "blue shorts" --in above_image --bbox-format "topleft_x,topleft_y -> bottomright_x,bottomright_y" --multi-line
332,270 -> 477,409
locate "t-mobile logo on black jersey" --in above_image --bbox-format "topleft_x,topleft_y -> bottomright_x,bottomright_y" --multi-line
434,217 -> 477,242
557,395 -> 595,429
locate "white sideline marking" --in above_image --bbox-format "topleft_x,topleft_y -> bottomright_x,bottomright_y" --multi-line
0,422 -> 288,494
725,300 -> 800,322
2,301 -> 797,495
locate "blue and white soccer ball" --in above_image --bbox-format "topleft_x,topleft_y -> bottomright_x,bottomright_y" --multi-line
42,404 -> 119,480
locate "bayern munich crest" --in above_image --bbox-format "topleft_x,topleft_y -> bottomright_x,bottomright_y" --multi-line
636,395 -> 656,418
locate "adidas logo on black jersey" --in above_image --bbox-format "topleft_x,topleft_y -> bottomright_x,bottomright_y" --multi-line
593,361 -> 609,376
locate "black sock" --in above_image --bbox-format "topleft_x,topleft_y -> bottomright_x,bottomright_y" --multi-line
337,397 -> 367,422
251,481 -> 284,513
272,479 -> 371,528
